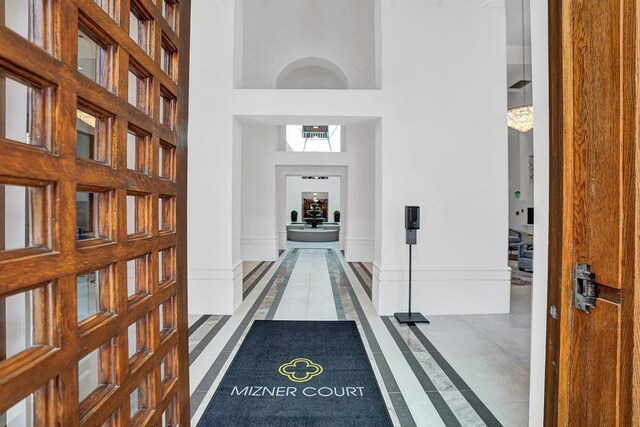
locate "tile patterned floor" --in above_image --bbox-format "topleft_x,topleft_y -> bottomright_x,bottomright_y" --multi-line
187,245 -> 531,426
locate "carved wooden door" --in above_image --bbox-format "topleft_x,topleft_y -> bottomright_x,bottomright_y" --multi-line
0,0 -> 190,425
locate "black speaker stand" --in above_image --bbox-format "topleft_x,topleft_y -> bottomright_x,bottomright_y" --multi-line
394,244 -> 430,324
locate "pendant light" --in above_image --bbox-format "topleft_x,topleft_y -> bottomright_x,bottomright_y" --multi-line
508,0 -> 534,133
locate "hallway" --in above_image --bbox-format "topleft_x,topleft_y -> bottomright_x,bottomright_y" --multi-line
187,245 -> 531,426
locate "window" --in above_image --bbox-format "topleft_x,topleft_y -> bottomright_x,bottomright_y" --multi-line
128,316 -> 149,367
1,184 -> 50,253
129,378 -> 151,421
3,0 -> 50,49
77,339 -> 116,419
0,284 -> 53,362
0,389 -> 36,426
76,102 -> 112,164
161,35 -> 178,81
129,2 -> 152,53
126,125 -> 151,173
158,247 -> 175,285
76,190 -> 112,243
78,349 -> 100,402
159,141 -> 176,180
1,71 -> 48,148
285,125 -> 342,152
162,0 -> 179,32
94,0 -> 115,18
162,397 -> 179,426
127,192 -> 150,236
126,254 -> 150,301
158,196 -> 175,232
159,297 -> 175,340
128,64 -> 151,113
77,267 -> 112,323
78,25 -> 112,89
159,89 -> 176,129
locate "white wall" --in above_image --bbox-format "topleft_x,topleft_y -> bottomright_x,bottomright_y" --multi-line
190,0 -> 510,316
239,121 -> 375,261
373,0 -> 510,315
238,0 -> 377,89
345,125 -> 375,262
285,176 -> 341,222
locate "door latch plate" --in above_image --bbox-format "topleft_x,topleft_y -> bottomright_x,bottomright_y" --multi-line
574,263 -> 600,313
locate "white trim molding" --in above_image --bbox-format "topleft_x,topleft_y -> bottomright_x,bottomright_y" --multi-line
188,261 -> 243,315
372,267 -> 511,315
344,237 -> 375,262
241,236 -> 279,261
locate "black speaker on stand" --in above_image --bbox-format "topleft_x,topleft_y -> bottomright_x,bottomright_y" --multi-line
394,206 -> 430,324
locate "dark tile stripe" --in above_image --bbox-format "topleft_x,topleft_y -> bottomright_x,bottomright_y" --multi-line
243,261 -> 265,283
325,249 -> 346,320
332,250 -> 416,427
348,262 -> 373,299
382,316 -> 462,427
242,261 -> 275,300
189,315 -> 231,366
265,249 -> 300,320
409,325 -> 503,427
190,251 -> 296,417
188,315 -> 211,337
358,261 -> 373,279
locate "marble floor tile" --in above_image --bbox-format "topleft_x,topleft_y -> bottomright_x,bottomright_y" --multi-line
188,243 -> 533,426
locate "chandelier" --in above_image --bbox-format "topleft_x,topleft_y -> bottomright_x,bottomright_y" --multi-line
508,105 -> 533,132
508,0 -> 533,133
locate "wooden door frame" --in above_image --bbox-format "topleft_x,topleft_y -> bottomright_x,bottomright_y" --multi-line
175,0 -> 191,422
545,0 -> 639,424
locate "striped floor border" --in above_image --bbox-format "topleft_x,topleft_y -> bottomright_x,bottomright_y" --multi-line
189,249 -> 504,426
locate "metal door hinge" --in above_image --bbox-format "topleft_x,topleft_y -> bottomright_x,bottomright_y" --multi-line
573,263 -> 600,313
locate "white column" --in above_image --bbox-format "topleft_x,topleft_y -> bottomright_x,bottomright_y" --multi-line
240,123 -> 278,261
345,124 -> 375,262
188,0 -> 242,314
373,0 -> 511,315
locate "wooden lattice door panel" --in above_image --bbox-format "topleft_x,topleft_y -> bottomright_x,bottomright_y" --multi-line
0,0 -> 190,425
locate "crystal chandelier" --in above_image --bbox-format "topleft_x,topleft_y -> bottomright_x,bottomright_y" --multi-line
508,0 -> 533,133
508,105 -> 533,132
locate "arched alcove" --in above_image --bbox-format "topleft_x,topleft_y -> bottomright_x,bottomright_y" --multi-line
276,57 -> 349,89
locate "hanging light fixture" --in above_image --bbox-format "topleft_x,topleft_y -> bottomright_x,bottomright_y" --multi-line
508,0 -> 533,133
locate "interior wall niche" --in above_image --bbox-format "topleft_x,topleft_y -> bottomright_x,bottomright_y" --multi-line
237,0 -> 378,89
276,58 -> 348,89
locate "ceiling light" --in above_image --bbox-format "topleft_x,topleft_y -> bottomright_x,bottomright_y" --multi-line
508,0 -> 533,133
508,105 -> 534,132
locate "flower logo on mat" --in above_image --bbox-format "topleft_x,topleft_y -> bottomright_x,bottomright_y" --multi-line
278,358 -> 323,383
